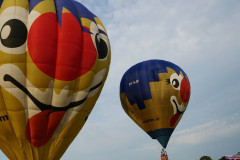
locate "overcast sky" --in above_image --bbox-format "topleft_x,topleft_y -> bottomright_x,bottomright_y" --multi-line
62,0 -> 240,159
0,0 -> 240,160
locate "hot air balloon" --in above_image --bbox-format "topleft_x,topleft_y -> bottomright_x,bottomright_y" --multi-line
120,60 -> 190,159
0,0 -> 110,159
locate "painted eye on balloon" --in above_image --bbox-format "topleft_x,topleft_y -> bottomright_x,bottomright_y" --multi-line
172,79 -> 179,88
0,6 -> 28,54
95,33 -> 108,59
1,19 -> 27,48
170,73 -> 183,90
90,22 -> 110,60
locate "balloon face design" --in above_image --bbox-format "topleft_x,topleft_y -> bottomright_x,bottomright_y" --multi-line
0,0 -> 110,159
155,65 -> 190,127
120,60 -> 190,148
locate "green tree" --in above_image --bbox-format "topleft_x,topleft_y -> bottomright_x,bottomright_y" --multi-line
219,156 -> 227,160
200,156 -> 212,160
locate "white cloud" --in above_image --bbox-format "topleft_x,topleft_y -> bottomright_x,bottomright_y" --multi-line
172,120 -> 240,145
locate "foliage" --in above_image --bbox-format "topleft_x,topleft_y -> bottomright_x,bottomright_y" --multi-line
218,156 -> 227,160
200,156 -> 212,160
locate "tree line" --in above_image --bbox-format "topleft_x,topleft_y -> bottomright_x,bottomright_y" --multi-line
200,155 -> 228,160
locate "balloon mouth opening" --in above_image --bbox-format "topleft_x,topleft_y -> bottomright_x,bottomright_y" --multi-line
170,96 -> 186,127
148,128 -> 174,148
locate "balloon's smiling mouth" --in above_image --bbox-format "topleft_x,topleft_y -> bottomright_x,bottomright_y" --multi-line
3,73 -> 104,147
170,96 -> 186,127
3,74 -> 102,112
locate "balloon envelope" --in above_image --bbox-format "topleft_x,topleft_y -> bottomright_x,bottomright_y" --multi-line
120,60 -> 190,148
0,0 -> 110,159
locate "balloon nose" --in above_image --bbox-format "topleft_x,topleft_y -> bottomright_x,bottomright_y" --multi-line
180,77 -> 191,103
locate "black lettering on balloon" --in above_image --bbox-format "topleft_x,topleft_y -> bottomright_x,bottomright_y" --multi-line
0,115 -> 8,122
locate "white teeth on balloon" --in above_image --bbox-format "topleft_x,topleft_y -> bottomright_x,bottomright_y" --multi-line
26,78 -> 53,118
51,69 -> 106,109
87,69 -> 106,97
51,86 -> 70,108
51,86 -> 88,108
170,96 -> 186,114
52,69 -> 107,139
71,68 -> 106,112
27,79 -> 54,106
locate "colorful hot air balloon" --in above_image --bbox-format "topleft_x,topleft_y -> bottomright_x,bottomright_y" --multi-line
120,60 -> 190,158
0,0 -> 110,159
